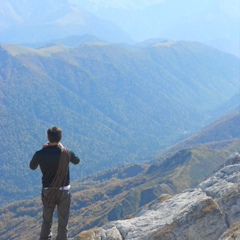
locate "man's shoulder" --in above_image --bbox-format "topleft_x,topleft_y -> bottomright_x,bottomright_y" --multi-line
35,147 -> 46,153
35,146 -> 55,155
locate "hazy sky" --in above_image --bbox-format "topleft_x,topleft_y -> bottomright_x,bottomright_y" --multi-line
71,0 -> 166,10
71,0 -> 239,12
70,0 -> 239,43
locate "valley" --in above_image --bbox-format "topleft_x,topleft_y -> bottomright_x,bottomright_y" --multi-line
0,40 -> 239,205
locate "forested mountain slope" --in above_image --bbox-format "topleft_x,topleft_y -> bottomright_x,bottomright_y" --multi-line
158,106 -> 240,158
0,40 -> 239,205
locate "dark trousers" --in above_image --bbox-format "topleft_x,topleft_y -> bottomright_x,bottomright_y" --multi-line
40,189 -> 71,240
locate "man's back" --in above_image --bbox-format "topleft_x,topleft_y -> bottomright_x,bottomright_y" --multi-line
30,144 -> 79,188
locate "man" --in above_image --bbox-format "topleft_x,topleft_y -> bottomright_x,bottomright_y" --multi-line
30,126 -> 80,240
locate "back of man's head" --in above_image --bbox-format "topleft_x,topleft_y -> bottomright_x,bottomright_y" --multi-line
47,126 -> 62,143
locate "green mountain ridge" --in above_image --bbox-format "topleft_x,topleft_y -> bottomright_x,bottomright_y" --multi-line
0,40 -> 239,205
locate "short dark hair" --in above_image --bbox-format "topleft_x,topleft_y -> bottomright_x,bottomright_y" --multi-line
47,126 -> 62,143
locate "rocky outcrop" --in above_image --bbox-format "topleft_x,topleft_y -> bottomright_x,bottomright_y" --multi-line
76,153 -> 240,240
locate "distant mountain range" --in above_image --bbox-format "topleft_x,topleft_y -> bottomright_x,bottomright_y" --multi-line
0,105 -> 239,239
81,0 -> 240,56
0,39 -> 239,206
0,0 -> 239,57
0,0 -> 131,44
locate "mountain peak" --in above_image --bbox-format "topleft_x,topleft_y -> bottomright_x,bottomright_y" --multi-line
78,153 -> 240,239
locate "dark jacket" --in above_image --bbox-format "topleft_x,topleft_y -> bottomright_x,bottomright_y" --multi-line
30,145 -> 80,188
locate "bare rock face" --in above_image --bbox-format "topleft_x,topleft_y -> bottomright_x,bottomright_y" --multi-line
218,222 -> 240,240
76,153 -> 240,240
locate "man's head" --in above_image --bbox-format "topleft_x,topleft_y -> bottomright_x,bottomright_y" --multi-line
47,126 -> 62,143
